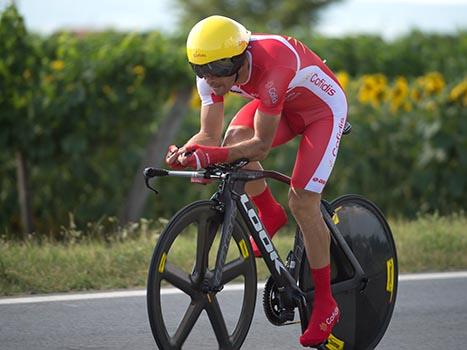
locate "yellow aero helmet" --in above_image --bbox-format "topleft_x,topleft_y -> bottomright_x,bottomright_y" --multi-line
187,15 -> 251,65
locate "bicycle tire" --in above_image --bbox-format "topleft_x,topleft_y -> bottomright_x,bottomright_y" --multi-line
299,194 -> 398,350
147,200 -> 257,350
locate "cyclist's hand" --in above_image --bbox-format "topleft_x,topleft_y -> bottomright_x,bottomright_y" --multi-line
180,144 -> 229,170
165,145 -> 184,169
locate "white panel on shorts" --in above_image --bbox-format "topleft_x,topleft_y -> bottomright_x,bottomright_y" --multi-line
288,65 -> 348,193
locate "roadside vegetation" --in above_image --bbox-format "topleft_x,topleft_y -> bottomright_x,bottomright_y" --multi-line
1,213 -> 465,296
1,4 -> 466,297
1,3 -> 466,238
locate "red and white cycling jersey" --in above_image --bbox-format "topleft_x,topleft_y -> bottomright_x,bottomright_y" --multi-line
196,34 -> 348,193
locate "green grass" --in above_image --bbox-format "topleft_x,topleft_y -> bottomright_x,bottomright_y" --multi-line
0,239 -> 153,295
390,213 -> 467,272
0,213 -> 466,296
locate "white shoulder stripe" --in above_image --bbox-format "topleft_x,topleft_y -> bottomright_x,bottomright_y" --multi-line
250,35 -> 301,71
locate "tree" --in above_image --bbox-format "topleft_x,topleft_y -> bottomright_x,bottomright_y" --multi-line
0,10 -> 194,234
119,88 -> 191,224
173,0 -> 343,35
0,4 -> 40,235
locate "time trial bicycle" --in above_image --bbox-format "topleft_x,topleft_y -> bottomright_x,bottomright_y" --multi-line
144,124 -> 398,350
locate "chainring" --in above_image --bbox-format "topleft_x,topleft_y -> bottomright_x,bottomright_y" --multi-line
262,276 -> 296,326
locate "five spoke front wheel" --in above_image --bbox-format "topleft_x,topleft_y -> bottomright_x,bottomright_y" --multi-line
147,201 -> 257,350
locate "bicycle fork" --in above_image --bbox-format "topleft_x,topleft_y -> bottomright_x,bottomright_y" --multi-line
205,184 -> 237,293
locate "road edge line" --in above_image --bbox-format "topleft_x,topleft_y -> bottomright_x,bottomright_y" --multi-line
1,271 -> 467,305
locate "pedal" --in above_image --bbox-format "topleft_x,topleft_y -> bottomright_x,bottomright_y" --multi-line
313,340 -> 328,349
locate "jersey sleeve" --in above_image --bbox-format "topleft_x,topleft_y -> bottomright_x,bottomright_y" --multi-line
196,77 -> 224,106
257,66 -> 295,115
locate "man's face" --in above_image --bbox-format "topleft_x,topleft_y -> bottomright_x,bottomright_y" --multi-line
204,74 -> 236,96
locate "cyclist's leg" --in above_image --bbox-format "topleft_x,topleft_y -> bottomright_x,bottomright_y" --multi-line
287,115 -> 347,347
223,100 -> 294,255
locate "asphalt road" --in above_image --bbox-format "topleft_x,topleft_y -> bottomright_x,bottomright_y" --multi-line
1,272 -> 467,350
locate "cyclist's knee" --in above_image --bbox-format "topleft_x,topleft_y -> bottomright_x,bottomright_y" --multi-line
223,126 -> 254,146
288,188 -> 321,221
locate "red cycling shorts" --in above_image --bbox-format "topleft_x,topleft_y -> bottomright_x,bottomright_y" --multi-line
229,99 -> 347,193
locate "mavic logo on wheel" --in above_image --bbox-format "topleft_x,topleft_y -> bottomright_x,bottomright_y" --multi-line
325,334 -> 345,350
240,194 -> 284,275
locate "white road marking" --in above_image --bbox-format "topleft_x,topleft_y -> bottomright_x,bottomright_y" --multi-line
1,271 -> 467,305
398,271 -> 467,281
0,282 -> 266,305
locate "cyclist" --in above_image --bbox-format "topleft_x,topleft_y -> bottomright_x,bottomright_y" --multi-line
166,15 -> 347,348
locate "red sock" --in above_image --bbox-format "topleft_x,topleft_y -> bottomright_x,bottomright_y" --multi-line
249,187 -> 287,257
300,265 -> 340,347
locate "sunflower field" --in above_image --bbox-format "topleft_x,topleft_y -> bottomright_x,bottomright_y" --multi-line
330,71 -> 466,216
188,70 -> 466,218
1,3 -> 466,236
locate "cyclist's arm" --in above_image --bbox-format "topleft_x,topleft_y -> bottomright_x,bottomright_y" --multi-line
224,65 -> 294,162
168,102 -> 224,167
185,102 -> 224,147
224,109 -> 280,161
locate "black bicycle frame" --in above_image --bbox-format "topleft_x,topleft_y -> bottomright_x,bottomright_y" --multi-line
143,165 -> 367,301
320,203 -> 367,296
208,169 -> 367,302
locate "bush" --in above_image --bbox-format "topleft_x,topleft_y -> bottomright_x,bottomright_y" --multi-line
302,31 -> 467,81
0,5 -> 192,235
327,72 -> 467,216
1,4 -> 465,235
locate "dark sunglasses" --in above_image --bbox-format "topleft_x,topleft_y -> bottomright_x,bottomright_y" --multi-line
190,52 -> 246,78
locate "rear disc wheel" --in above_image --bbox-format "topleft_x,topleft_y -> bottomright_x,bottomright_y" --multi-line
299,195 -> 398,350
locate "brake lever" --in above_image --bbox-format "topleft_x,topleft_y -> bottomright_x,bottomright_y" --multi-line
144,167 -> 168,195
145,176 -> 159,194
